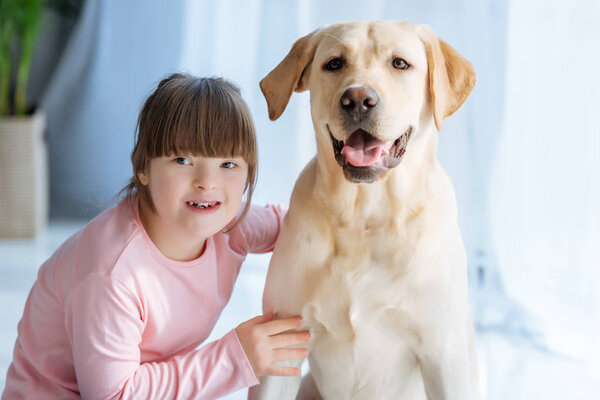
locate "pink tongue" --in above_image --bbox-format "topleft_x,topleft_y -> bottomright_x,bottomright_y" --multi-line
341,131 -> 392,167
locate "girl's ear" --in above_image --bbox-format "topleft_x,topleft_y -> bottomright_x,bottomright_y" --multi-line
138,171 -> 149,186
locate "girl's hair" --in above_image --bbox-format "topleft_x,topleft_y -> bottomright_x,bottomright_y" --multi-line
121,73 -> 258,229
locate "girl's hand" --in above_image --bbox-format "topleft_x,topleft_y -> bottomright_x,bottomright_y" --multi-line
235,312 -> 311,377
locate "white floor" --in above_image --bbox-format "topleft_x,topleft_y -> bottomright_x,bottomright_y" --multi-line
1,222 -> 599,399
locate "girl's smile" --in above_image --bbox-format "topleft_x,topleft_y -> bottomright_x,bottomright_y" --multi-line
185,200 -> 222,213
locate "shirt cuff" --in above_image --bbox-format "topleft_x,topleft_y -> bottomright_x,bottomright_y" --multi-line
227,329 -> 260,387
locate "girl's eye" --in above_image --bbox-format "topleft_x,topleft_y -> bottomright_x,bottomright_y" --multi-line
392,57 -> 409,70
221,161 -> 237,169
175,157 -> 191,165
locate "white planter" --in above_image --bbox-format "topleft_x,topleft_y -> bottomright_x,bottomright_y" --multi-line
0,111 -> 48,238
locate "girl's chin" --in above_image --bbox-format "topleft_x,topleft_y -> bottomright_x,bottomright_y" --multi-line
178,219 -> 222,238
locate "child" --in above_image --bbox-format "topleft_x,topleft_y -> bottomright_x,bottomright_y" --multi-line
2,74 -> 310,399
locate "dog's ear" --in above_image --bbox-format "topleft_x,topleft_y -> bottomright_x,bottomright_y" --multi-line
418,26 -> 476,132
260,30 -> 320,121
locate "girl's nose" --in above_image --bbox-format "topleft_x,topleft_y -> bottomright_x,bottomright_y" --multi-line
193,165 -> 218,190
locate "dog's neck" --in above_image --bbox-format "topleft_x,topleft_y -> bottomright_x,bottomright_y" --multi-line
312,124 -> 442,228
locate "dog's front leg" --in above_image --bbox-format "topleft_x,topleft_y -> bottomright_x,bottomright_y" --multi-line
418,326 -> 474,400
247,359 -> 304,400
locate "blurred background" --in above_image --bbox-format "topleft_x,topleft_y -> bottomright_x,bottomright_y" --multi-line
1,0 -> 599,398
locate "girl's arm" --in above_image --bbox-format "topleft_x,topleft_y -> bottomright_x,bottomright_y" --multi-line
65,273 -> 257,400
232,203 -> 287,254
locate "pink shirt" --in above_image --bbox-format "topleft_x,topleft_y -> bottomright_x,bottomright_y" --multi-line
2,196 -> 285,399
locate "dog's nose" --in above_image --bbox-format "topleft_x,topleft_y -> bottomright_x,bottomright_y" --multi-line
340,86 -> 379,119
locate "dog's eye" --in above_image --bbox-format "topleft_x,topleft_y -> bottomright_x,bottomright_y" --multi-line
324,58 -> 344,71
392,58 -> 409,70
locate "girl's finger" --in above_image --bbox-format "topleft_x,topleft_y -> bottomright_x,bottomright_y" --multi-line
269,331 -> 311,348
267,365 -> 301,377
272,347 -> 309,361
263,316 -> 303,335
243,313 -> 273,327
261,312 -> 274,322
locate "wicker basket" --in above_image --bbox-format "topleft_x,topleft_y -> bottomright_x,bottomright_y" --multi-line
0,111 -> 48,238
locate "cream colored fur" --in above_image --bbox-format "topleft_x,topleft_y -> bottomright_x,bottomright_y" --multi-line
249,21 -> 480,400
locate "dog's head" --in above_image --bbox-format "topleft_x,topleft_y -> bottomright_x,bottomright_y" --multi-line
261,21 -> 475,183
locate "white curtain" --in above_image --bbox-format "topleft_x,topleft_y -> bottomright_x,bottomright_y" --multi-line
490,0 -> 600,368
42,0 -> 189,216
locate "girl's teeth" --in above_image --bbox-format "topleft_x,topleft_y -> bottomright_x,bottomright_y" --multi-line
187,201 -> 215,208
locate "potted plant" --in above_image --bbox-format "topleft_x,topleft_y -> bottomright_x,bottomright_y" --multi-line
0,0 -> 47,238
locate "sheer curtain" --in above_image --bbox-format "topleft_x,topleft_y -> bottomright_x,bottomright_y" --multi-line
41,0 -> 598,377
42,0 -> 188,217
490,0 -> 600,368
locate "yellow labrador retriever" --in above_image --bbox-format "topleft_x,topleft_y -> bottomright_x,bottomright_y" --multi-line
249,21 -> 480,400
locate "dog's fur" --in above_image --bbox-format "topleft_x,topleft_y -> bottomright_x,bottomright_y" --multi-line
249,21 -> 480,400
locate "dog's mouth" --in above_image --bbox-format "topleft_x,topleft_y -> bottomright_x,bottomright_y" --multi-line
330,126 -> 412,171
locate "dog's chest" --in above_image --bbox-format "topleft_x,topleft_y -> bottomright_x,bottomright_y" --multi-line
302,249 -> 426,399
295,215 -> 432,389
303,221 -> 422,333
304,251 -> 421,346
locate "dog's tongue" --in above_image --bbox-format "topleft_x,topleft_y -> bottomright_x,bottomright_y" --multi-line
341,130 -> 392,167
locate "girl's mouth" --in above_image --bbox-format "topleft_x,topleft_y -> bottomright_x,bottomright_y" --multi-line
186,201 -> 221,209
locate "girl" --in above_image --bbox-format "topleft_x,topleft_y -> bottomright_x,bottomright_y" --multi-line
2,74 -> 310,399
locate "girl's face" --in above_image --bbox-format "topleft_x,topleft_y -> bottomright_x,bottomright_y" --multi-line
138,154 -> 248,244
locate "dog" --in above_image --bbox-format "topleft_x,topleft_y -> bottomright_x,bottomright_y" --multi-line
249,21 -> 480,400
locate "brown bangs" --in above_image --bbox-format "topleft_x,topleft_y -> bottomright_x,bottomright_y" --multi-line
138,76 -> 256,162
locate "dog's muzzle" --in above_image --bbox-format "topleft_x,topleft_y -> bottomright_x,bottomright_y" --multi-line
329,126 -> 412,183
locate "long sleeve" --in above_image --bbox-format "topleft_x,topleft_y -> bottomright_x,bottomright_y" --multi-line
64,273 -> 258,400
231,203 -> 287,254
